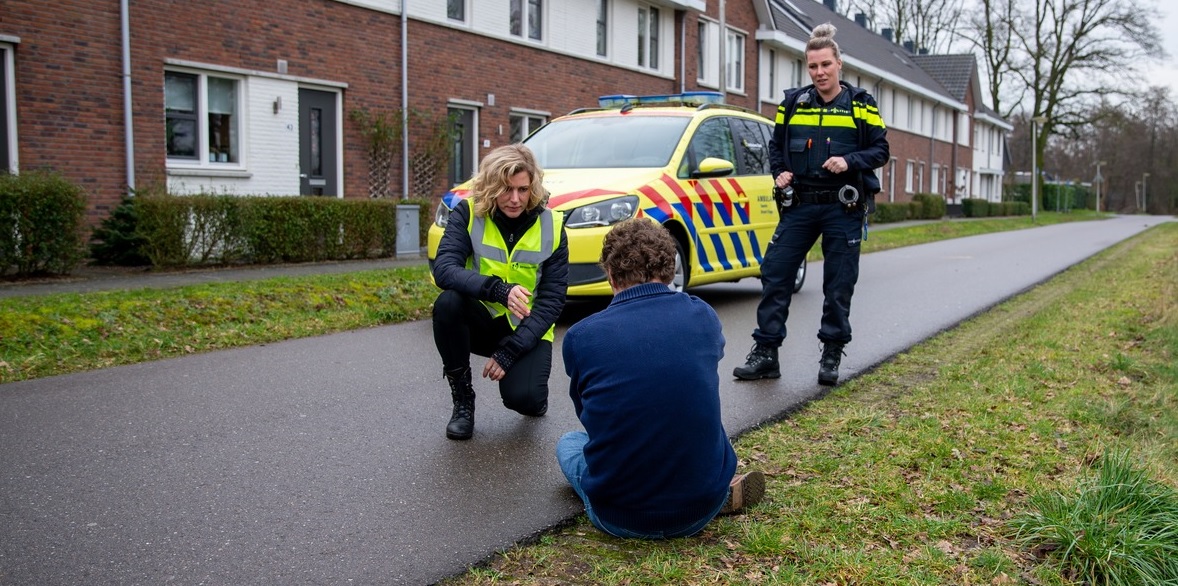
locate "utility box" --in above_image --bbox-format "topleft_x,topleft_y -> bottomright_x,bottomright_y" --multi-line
396,204 -> 420,257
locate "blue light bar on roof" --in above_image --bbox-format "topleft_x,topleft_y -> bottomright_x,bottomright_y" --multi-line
597,91 -> 725,108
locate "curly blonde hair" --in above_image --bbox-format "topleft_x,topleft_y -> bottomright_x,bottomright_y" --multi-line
467,144 -> 549,218
600,219 -> 677,289
806,23 -> 841,60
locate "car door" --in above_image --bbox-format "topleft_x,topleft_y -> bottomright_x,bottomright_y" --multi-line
730,117 -> 779,265
676,116 -> 752,274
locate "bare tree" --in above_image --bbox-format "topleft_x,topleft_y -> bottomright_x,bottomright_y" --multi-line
844,0 -> 963,53
960,0 -> 1022,118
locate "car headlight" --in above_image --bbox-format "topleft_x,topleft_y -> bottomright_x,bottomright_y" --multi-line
435,203 -> 452,227
564,196 -> 639,228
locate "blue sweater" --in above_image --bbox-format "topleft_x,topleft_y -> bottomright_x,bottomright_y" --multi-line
563,283 -> 737,532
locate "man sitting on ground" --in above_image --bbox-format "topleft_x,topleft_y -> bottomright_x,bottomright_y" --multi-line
555,218 -> 765,539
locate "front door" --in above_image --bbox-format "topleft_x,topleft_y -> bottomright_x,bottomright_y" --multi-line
299,89 -> 338,196
447,106 -> 476,187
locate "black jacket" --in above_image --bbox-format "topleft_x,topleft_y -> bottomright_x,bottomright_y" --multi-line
433,198 -> 569,363
769,81 -> 889,205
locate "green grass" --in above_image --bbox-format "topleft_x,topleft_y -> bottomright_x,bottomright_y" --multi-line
434,220 -> 1177,585
0,211 -> 1107,384
1,210 -> 1172,584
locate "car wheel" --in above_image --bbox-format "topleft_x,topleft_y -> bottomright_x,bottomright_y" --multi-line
793,257 -> 806,293
671,235 -> 690,292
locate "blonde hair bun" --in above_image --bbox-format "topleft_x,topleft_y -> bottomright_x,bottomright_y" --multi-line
812,23 -> 837,40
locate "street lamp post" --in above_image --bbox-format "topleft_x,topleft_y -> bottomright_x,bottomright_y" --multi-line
1142,172 -> 1150,214
1094,161 -> 1106,213
1031,116 -> 1047,222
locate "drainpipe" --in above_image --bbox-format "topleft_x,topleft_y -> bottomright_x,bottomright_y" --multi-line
401,0 -> 409,199
718,0 -> 725,96
121,0 -> 135,194
679,11 -> 686,92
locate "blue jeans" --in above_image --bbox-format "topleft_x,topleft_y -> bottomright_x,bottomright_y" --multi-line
754,202 -> 863,347
555,431 -> 725,539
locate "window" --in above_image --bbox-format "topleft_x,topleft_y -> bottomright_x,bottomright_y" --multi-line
166,70 -> 241,165
638,5 -> 660,70
930,164 -> 939,194
1,43 -> 15,174
697,21 -> 709,83
731,118 -> 772,175
679,117 -> 734,178
448,0 -> 465,21
905,160 -> 915,192
510,112 -> 546,143
725,29 -> 745,92
510,0 -> 543,41
596,0 -> 608,57
766,49 -> 777,101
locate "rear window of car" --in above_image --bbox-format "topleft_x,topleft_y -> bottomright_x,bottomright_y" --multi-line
524,114 -> 692,169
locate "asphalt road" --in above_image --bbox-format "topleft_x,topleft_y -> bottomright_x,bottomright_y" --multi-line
0,215 -> 1170,585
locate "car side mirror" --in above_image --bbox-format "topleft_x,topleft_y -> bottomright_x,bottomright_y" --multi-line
692,157 -> 735,179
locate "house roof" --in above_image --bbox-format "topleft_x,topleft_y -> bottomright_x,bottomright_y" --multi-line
909,54 -> 978,102
761,0 -> 962,109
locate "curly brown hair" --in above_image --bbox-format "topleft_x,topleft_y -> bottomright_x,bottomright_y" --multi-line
600,219 -> 677,290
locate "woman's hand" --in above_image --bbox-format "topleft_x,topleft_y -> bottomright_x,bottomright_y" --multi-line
482,357 -> 506,381
506,285 -> 533,319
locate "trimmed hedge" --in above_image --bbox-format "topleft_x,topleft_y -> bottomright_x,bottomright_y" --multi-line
0,171 -> 88,277
962,198 -> 1031,218
133,194 -> 412,268
910,193 -> 946,219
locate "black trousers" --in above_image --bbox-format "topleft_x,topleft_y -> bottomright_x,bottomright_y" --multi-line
432,289 -> 551,415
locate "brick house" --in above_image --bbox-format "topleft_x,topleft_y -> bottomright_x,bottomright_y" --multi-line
0,0 -> 1009,225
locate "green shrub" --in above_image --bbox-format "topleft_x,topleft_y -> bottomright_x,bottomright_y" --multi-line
872,202 -> 909,223
911,193 -> 946,219
961,198 -> 989,217
133,193 -> 402,267
0,170 -> 88,276
89,194 -> 151,266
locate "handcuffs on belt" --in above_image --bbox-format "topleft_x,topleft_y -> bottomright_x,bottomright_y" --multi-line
775,184 -> 859,212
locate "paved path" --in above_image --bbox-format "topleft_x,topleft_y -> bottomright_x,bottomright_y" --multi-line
0,215 -> 1170,585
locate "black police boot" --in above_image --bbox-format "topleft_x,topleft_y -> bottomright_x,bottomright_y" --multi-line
818,343 -> 845,386
444,366 -> 475,440
733,343 -> 780,380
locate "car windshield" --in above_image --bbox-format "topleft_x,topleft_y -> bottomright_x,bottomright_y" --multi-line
524,115 -> 691,169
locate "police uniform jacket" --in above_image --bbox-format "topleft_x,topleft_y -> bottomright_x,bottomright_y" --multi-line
769,81 -> 889,204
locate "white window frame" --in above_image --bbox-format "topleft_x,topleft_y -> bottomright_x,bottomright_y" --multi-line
165,68 -> 246,169
510,0 -> 544,41
1,40 -> 18,174
638,4 -> 660,70
447,0 -> 466,22
596,0 -> 609,57
509,109 -> 548,143
905,160 -> 915,193
725,28 -> 745,93
696,18 -> 718,87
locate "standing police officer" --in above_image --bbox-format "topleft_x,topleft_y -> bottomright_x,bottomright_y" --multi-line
734,23 -> 888,386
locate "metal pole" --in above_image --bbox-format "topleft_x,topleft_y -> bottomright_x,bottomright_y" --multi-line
1142,172 -> 1149,214
1031,121 -> 1038,222
1094,161 -> 1102,213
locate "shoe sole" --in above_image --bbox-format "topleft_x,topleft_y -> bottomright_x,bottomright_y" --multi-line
721,470 -> 766,514
818,374 -> 837,386
733,370 -> 781,380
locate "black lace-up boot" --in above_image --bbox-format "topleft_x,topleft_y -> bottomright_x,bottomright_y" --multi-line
818,343 -> 845,386
444,366 -> 475,440
733,343 -> 780,380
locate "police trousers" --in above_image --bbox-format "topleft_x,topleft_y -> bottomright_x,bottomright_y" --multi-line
753,202 -> 863,347
432,289 -> 551,415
